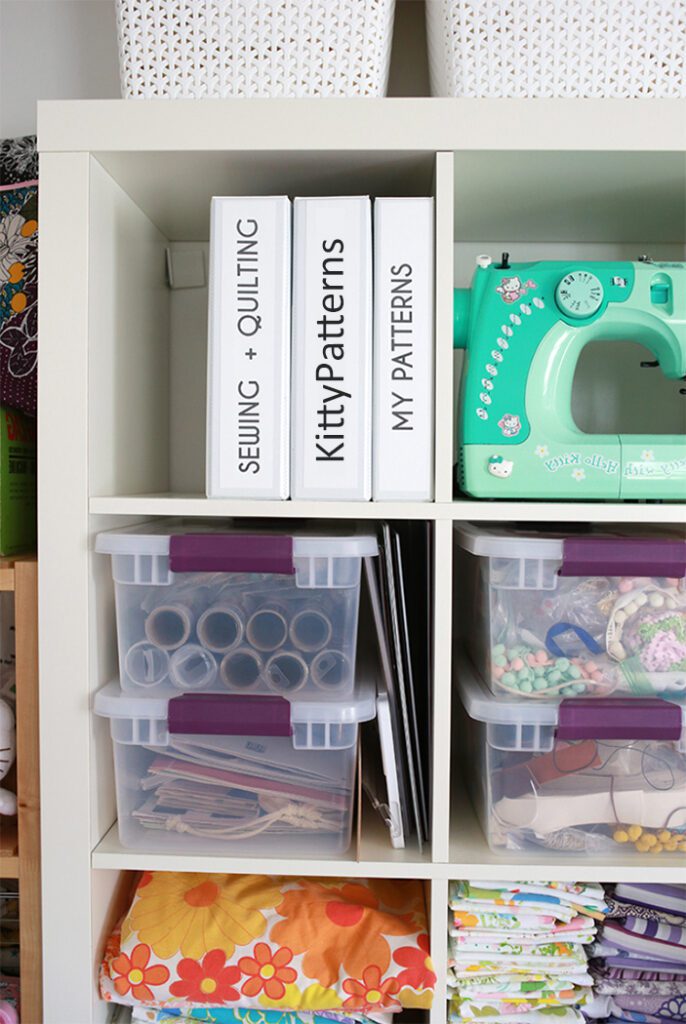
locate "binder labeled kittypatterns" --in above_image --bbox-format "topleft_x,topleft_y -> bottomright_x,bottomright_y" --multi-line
291,197 -> 372,501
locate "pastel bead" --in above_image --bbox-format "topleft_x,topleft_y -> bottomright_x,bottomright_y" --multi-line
658,830 -> 672,843
556,658 -> 570,671
494,655 -> 508,667
520,681 -> 533,693
572,683 -> 586,695
502,672 -> 516,686
649,593 -> 664,608
493,644 -> 506,655
561,686 -> 576,696
613,829 -> 629,843
533,677 -> 548,691
526,654 -> 538,667
585,661 -> 597,673
592,671 -> 604,682
627,825 -> 643,841
534,666 -> 546,676
511,658 -> 524,671
568,665 -> 582,679
618,579 -> 634,593
535,649 -> 548,664
547,670 -> 562,684
492,666 -> 505,680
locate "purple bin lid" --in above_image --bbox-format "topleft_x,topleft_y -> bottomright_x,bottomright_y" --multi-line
560,537 -> 686,578
170,534 -> 295,575
557,698 -> 683,742
168,693 -> 292,737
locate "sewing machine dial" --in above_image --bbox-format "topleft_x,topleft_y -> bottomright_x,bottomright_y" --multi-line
555,271 -> 604,319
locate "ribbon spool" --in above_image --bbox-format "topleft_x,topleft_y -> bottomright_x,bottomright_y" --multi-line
220,647 -> 263,691
246,607 -> 289,652
197,605 -> 244,653
124,641 -> 170,687
289,608 -> 332,652
144,603 -> 193,650
169,644 -> 218,691
311,649 -> 350,691
265,651 -> 309,694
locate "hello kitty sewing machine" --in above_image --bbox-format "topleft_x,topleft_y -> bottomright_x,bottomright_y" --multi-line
453,257 -> 686,499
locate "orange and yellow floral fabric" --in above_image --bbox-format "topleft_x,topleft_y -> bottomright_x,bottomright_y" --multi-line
100,873 -> 435,1015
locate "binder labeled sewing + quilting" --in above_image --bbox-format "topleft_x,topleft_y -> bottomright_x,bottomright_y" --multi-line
206,196 -> 291,499
291,196 -> 372,501
373,198 -> 435,501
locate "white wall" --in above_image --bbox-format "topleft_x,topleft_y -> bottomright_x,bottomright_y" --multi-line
0,0 -> 429,139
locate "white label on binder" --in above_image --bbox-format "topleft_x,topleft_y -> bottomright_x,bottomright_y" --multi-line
291,197 -> 372,501
206,196 -> 291,499
373,198 -> 434,501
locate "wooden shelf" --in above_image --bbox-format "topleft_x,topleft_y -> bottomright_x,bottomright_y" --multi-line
89,493 -> 686,525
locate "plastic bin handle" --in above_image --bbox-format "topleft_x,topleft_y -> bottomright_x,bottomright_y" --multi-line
168,694 -> 292,736
170,534 -> 295,574
560,537 -> 686,578
557,698 -> 683,741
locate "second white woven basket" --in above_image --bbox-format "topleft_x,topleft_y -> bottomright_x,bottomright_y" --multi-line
426,0 -> 686,98
116,0 -> 396,98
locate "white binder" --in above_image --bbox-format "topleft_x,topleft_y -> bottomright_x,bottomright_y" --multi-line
206,196 -> 291,499
291,196 -> 372,501
373,198 -> 434,501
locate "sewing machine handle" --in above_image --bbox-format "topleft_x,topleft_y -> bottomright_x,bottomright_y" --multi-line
557,698 -> 683,742
169,534 -> 295,575
169,693 -> 292,736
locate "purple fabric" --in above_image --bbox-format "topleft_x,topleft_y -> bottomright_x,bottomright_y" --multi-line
560,537 -> 686,578
602,958 -> 686,977
169,534 -> 295,575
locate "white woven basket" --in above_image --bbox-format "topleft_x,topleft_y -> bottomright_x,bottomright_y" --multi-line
426,0 -> 686,98
116,0 -> 396,98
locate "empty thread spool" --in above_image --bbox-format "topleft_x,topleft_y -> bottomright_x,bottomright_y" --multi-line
169,644 -> 218,691
246,607 -> 289,652
311,649 -> 350,691
220,647 -> 263,691
289,608 -> 332,652
144,603 -> 193,650
197,604 -> 244,653
266,651 -> 308,694
124,641 -> 170,687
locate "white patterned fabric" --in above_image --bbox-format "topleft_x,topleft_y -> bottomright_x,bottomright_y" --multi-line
426,0 -> 686,98
116,0 -> 395,97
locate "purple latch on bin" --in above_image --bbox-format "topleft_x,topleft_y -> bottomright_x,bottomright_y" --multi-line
557,697 -> 683,742
168,694 -> 293,736
169,534 -> 295,575
560,536 -> 686,578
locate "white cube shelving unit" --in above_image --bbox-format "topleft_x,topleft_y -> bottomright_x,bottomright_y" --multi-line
37,98 -> 686,1023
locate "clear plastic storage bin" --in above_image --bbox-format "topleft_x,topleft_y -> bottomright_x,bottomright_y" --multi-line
97,523 -> 377,698
455,525 -> 686,702
95,679 -> 375,855
456,657 -> 686,858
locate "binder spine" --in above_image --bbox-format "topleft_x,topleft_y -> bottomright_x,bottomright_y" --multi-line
206,196 -> 291,499
291,197 -> 372,501
373,198 -> 435,501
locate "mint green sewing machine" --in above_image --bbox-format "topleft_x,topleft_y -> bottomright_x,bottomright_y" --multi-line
454,258 -> 686,500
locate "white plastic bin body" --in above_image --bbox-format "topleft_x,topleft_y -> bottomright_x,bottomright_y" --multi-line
97,523 -> 378,698
455,524 -> 686,702
95,681 -> 376,856
456,659 -> 686,858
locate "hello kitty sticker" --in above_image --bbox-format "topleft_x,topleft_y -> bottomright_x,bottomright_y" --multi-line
488,455 -> 513,478
498,413 -> 521,437
496,276 -> 538,304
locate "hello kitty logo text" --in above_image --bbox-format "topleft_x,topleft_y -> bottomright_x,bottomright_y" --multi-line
496,276 -> 537,304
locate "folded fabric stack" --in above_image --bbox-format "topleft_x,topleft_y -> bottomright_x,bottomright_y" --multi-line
448,880 -> 607,1024
585,882 -> 686,1024
100,873 -> 436,1024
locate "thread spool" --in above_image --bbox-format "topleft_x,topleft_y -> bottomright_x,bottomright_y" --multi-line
169,644 -> 218,691
220,647 -> 263,691
197,604 -> 244,653
124,641 -> 170,688
265,650 -> 309,694
289,608 -> 332,653
246,606 -> 289,652
311,649 -> 350,692
144,603 -> 193,650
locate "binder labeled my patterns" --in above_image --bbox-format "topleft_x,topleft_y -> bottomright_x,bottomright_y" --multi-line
373,198 -> 434,501
291,197 -> 373,500
206,196 -> 291,499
